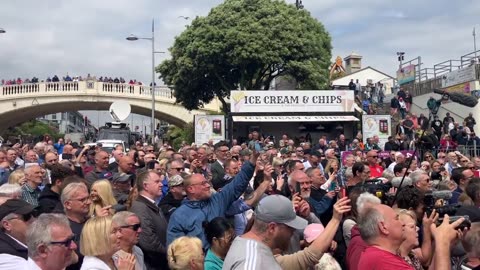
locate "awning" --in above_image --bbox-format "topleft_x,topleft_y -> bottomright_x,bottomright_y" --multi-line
232,115 -> 359,122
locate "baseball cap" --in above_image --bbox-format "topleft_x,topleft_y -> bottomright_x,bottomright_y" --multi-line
304,223 -> 325,243
0,199 -> 35,220
255,195 -> 307,230
168,175 -> 184,187
112,173 -> 132,184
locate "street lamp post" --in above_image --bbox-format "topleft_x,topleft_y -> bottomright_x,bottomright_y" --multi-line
127,19 -> 164,146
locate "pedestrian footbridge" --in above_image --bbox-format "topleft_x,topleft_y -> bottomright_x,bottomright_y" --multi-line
0,81 -> 222,132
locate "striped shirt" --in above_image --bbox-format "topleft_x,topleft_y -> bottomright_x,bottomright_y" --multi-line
222,237 -> 281,270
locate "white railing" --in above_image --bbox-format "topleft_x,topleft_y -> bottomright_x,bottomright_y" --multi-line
0,81 -> 175,100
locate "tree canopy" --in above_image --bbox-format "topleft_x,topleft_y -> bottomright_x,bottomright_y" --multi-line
158,0 -> 332,112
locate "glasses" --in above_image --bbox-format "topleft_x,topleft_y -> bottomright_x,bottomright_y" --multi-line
189,180 -> 210,187
425,155 -> 433,159
119,223 -> 141,232
49,234 -> 76,247
71,196 -> 91,204
368,156 -> 378,158
146,150 -> 154,153
461,160 -> 469,163
296,149 -> 303,152
172,167 -> 184,172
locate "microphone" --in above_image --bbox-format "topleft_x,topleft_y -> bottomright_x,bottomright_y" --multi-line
431,190 -> 453,200
391,176 -> 412,188
433,89 -> 478,108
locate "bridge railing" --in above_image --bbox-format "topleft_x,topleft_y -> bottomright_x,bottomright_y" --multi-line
0,81 -> 222,112
0,81 -> 176,100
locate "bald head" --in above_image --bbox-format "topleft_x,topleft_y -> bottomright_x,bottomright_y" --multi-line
63,145 -> 73,154
94,151 -> 109,170
289,170 -> 312,195
119,156 -> 134,174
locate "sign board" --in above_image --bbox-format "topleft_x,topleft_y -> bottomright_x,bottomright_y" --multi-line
232,115 -> 359,122
441,66 -> 476,88
230,90 -> 355,113
194,115 -> 225,145
361,115 -> 391,149
397,65 -> 416,85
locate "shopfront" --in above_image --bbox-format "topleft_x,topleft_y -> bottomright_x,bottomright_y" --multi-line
229,90 -> 361,143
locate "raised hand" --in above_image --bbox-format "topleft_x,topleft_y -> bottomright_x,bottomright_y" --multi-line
423,209 -> 439,230
117,253 -> 136,270
332,197 -> 351,221
263,164 -> 273,181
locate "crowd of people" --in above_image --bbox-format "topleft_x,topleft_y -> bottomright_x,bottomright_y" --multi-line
0,128 -> 479,270
0,74 -> 143,86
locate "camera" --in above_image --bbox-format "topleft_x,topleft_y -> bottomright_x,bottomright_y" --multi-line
424,190 -> 459,217
436,215 -> 471,230
358,178 -> 393,204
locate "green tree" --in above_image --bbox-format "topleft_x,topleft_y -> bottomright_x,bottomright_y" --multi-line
158,0 -> 332,113
165,122 -> 194,149
1,120 -> 62,141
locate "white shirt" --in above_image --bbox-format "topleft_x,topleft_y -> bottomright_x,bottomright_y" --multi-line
80,256 -> 111,270
387,162 -> 397,172
140,194 -> 156,205
0,254 -> 27,270
22,258 -> 42,270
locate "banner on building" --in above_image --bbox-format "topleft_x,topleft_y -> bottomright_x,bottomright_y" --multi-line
441,66 -> 476,89
230,90 -> 355,113
361,115 -> 391,149
194,115 -> 225,145
397,65 -> 416,85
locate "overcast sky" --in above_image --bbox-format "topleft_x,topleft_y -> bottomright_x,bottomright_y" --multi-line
1,0 -> 478,127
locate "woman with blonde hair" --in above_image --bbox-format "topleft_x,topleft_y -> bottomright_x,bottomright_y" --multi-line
168,236 -> 204,270
80,216 -> 136,270
397,209 -> 437,269
8,169 -> 26,185
89,179 -> 117,217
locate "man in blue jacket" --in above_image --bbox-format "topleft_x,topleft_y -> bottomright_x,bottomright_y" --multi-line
167,152 -> 258,249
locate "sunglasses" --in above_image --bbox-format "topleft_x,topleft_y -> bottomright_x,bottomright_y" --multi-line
369,156 -> 378,158
172,167 -> 184,172
425,155 -> 433,158
146,150 -> 154,153
469,167 -> 476,170
49,234 -> 76,247
119,223 -> 142,232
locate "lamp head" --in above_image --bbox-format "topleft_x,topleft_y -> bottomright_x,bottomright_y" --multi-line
126,34 -> 139,41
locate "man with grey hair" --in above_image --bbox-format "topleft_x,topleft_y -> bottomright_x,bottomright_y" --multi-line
410,169 -> 433,192
357,204 -> 410,269
346,192 -> 381,270
61,182 -> 91,270
21,164 -> 44,206
0,184 -> 22,205
25,213 -> 78,270
112,211 -> 146,270
0,199 -> 35,269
